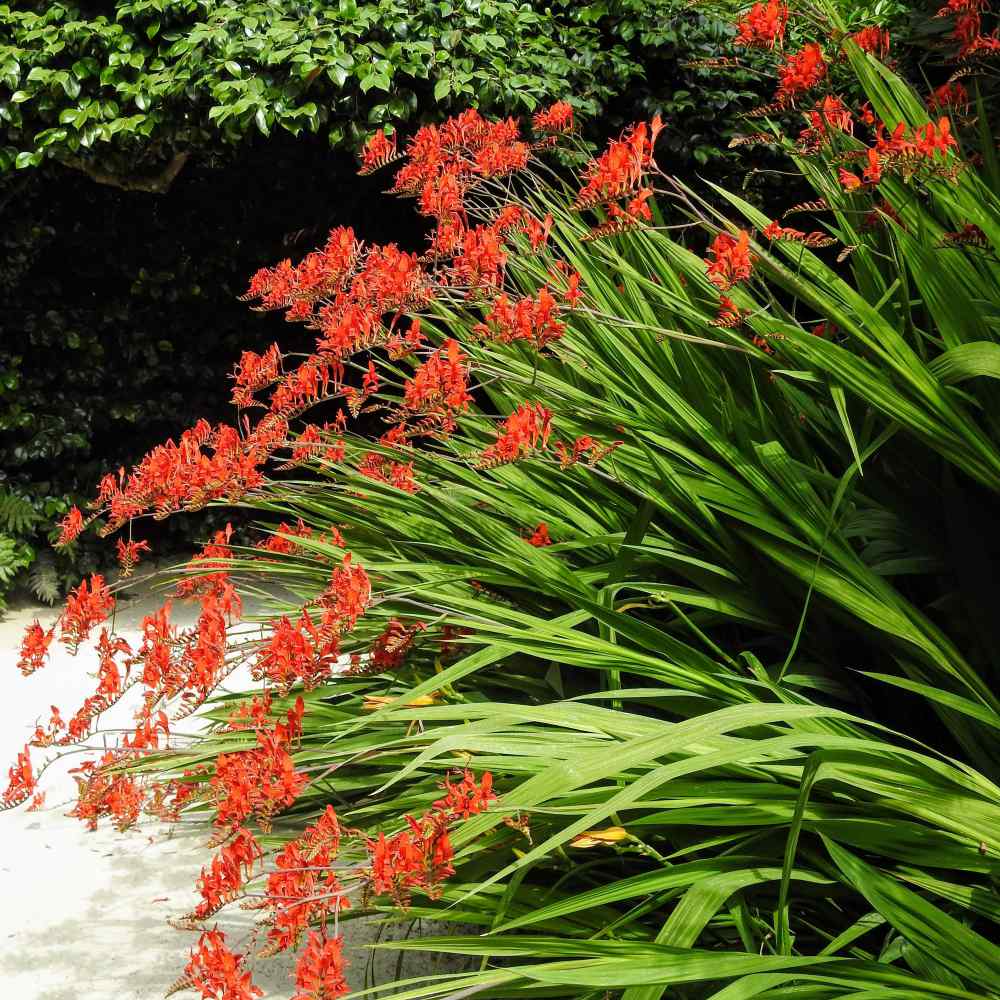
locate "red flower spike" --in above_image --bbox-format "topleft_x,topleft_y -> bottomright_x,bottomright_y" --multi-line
402,339 -> 473,435
776,44 -> 827,103
365,811 -> 456,905
850,26 -> 891,56
116,538 -> 151,577
533,101 -> 575,134
358,453 -> 420,493
526,523 -> 552,547
575,119 -> 661,210
56,505 -> 86,546
264,836 -> 349,952
60,574 -> 115,654
434,770 -> 497,820
185,929 -> 263,1000
734,1 -> 789,48
17,620 -> 55,676
359,129 -> 399,174
321,553 -> 372,632
348,618 -> 427,674
2,744 -> 36,809
292,933 -> 349,1000
474,289 -> 566,352
929,81 -> 970,114
713,295 -> 747,329
194,827 -> 261,919
478,403 -> 553,468
704,230 -> 756,290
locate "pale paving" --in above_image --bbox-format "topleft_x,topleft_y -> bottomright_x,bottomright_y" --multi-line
0,578 -> 466,999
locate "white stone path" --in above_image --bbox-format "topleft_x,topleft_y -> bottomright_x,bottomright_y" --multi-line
0,580 -> 453,999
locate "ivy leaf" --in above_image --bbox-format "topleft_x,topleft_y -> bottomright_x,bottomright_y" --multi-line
360,72 -> 390,93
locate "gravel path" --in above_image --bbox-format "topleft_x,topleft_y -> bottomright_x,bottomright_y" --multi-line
0,578 -> 453,999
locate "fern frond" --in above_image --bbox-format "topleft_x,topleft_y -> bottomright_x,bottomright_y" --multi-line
28,552 -> 61,605
0,491 -> 41,535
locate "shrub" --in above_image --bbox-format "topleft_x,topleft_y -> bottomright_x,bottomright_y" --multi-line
0,0 -> 638,179
7,1 -> 1000,997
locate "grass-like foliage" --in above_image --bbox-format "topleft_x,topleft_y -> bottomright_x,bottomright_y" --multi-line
6,2 -> 1000,998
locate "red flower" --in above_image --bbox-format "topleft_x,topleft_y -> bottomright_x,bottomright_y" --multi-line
350,618 -> 426,673
839,167 -> 863,191
185,929 -> 262,1000
17,620 -> 54,676
358,453 -> 420,493
713,295 -> 746,328
776,44 -> 827,103
704,230 -> 756,290
734,1 -> 789,48
254,610 -> 340,691
116,538 -> 151,577
68,751 -> 147,830
915,117 -> 959,158
478,402 -> 553,468
231,343 -> 281,407
552,435 -> 623,468
194,827 -> 261,919
526,522 -> 552,546
929,81 -> 970,113
292,933 -> 349,1000
322,553 -> 372,632
434,769 -> 497,820
475,138 -> 531,178
211,718 -> 308,830
850,26 -> 891,56
359,129 -> 399,174
60,574 -> 115,654
452,223 -> 509,292
475,288 -> 566,351
533,101 -> 575,134
366,811 -> 455,905
264,836 -> 348,952
56,505 -> 86,547
95,628 -> 132,699
402,339 -> 473,435
575,117 -> 664,209
2,744 -> 35,808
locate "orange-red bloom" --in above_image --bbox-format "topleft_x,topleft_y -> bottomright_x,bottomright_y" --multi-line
56,505 -> 86,546
2,744 -> 35,808
185,929 -> 262,1000
526,522 -> 552,547
533,101 -> 575,134
17,620 -> 55,676
850,26 -> 891,56
705,230 -> 756,290
359,129 -> 399,174
292,933 -> 349,1000
479,402 -> 553,467
777,44 -> 827,102
60,574 -> 115,654
734,1 -> 789,48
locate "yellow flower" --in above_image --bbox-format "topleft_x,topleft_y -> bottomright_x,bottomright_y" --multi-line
362,692 -> 439,710
569,826 -> 629,848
